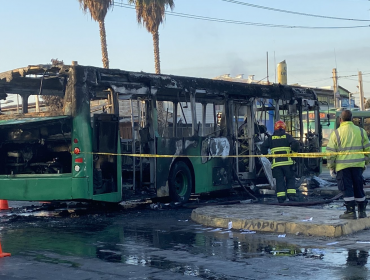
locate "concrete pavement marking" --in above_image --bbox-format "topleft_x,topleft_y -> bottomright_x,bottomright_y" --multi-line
191,204 -> 370,237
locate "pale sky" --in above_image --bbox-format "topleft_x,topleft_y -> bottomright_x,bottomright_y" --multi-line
0,0 -> 369,103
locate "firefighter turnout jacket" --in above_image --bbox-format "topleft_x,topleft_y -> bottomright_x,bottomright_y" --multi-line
327,121 -> 370,172
261,129 -> 298,168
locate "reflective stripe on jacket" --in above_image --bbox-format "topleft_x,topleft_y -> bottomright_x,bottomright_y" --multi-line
326,121 -> 370,172
260,129 -> 296,169
270,146 -> 293,168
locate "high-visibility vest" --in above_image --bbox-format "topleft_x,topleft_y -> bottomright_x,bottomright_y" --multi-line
326,121 -> 370,172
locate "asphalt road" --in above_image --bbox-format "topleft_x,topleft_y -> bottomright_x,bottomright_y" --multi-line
0,165 -> 369,279
0,202 -> 370,280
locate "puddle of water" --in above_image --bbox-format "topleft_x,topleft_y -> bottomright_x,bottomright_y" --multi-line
1,209 -> 370,279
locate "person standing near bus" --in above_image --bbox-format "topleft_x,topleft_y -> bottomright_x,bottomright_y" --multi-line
327,109 -> 370,219
261,120 -> 299,203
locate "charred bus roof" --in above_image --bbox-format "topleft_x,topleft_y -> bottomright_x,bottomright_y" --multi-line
0,63 -> 317,104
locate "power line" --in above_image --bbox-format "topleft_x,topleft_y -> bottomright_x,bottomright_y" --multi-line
342,77 -> 360,81
295,72 -> 370,85
222,0 -> 370,22
113,2 -> 370,29
342,77 -> 370,84
338,72 -> 370,78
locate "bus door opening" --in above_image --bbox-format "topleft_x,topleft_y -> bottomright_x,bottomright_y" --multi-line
93,114 -> 119,195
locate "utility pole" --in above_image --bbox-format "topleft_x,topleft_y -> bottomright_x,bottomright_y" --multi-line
359,71 -> 364,111
332,68 -> 339,108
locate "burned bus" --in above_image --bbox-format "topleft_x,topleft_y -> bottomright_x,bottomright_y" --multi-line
0,64 -> 321,203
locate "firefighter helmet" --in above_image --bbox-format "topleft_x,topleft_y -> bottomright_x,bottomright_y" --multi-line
274,120 -> 286,131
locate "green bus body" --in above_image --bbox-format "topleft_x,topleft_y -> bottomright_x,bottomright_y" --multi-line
0,64 -> 321,203
335,110 -> 370,138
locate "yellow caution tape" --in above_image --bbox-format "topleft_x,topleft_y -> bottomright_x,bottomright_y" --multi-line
74,151 -> 370,159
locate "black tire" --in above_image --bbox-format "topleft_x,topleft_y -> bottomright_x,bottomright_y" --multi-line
168,161 -> 192,203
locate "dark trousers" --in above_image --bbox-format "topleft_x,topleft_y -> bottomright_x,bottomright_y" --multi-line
336,167 -> 365,201
272,165 -> 296,198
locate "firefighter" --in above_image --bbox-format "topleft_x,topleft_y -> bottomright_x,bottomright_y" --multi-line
261,120 -> 299,203
327,109 -> 370,219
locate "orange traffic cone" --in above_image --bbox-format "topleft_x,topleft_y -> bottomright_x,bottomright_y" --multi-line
0,241 -> 11,258
0,200 -> 9,210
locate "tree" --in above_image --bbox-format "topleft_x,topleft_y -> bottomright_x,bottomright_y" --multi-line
365,98 -> 370,109
128,0 -> 174,74
42,59 -> 65,113
78,0 -> 113,69
43,95 -> 64,113
128,0 -> 174,130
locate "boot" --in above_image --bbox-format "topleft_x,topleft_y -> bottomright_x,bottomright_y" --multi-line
339,201 -> 357,219
287,195 -> 298,202
277,196 -> 286,204
287,188 -> 299,202
358,200 -> 368,219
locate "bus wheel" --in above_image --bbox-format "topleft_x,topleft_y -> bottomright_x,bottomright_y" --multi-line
169,161 -> 192,203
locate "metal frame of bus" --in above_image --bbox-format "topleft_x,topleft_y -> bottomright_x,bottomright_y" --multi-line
0,64 -> 321,203
303,107 -> 336,161
116,73 -> 321,201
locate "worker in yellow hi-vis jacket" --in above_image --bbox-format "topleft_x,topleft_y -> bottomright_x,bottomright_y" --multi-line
261,120 -> 299,203
327,109 -> 370,219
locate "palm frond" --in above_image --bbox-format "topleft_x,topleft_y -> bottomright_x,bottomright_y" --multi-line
78,0 -> 113,21
129,0 -> 175,33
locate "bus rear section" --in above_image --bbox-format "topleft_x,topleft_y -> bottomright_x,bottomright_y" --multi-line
0,116 -> 75,201
0,64 -> 122,203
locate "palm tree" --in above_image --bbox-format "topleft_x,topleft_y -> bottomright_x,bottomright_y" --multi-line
129,0 -> 174,130
78,0 -> 113,69
128,0 -> 175,74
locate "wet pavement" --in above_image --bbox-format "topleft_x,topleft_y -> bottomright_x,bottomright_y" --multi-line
0,167 -> 370,279
0,205 -> 370,279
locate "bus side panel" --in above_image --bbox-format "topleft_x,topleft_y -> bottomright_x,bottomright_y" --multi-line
92,192 -> 122,203
155,136 -> 233,196
156,138 -> 177,197
186,137 -> 232,194
0,175 -> 73,201
191,157 -> 232,194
